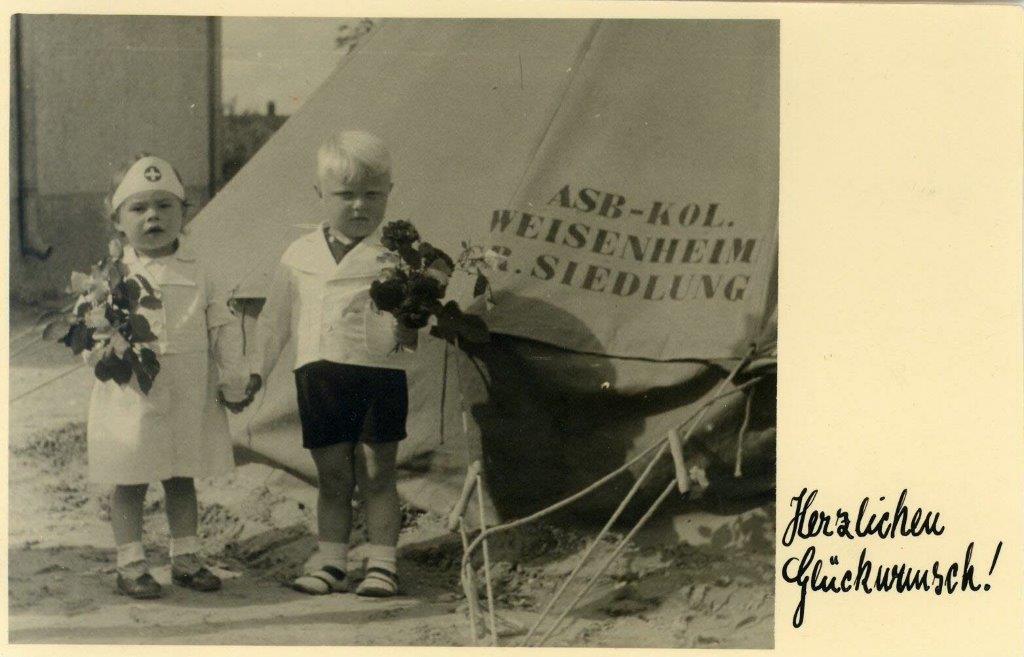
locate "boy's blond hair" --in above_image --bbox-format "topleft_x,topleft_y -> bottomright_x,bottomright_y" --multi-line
317,130 -> 392,184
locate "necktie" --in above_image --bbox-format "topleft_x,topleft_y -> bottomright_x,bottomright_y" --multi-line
325,228 -> 360,264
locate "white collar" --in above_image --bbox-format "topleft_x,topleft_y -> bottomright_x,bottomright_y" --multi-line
325,226 -> 355,246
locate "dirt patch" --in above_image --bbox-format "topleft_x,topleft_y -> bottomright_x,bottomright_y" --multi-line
8,333 -> 774,647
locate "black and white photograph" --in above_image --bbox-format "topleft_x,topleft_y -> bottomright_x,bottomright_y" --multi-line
8,14 -> 778,647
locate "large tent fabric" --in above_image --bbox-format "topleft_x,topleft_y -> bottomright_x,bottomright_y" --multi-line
190,19 -> 778,522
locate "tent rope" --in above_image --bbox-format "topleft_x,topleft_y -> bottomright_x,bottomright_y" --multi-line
537,479 -> 677,646
459,375 -> 763,565
456,371 -> 765,645
460,345 -> 757,552
516,348 -> 755,645
10,333 -> 47,360
523,439 -> 670,644
11,362 -> 86,404
735,387 -> 755,478
11,325 -> 43,345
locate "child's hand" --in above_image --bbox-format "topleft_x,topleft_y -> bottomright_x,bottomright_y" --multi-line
244,374 -> 263,398
217,375 -> 262,414
394,324 -> 418,350
217,389 -> 250,414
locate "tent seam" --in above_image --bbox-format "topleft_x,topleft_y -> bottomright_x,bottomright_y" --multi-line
502,19 -> 603,209
228,23 -> 389,299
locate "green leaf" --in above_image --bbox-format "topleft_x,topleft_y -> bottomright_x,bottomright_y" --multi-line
110,352 -> 133,385
135,275 -> 155,297
125,349 -> 155,394
43,318 -> 72,341
75,301 -> 93,319
473,274 -> 489,298
128,314 -> 158,343
429,322 -> 459,345
110,281 -> 130,310
94,352 -> 118,382
138,347 -> 161,378
123,279 -> 142,311
435,300 -> 460,322
458,313 -> 490,344
66,323 -> 96,355
138,295 -> 162,310
435,301 -> 490,345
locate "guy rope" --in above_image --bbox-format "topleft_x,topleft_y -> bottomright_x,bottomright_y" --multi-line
448,346 -> 767,646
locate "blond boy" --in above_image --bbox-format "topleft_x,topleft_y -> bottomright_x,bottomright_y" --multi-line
255,131 -> 416,596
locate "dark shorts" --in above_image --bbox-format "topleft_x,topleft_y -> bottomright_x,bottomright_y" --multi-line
294,360 -> 408,449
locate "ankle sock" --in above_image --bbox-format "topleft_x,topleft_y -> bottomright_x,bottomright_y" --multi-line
312,541 -> 349,570
363,543 -> 397,574
116,541 -> 146,569
169,535 -> 200,559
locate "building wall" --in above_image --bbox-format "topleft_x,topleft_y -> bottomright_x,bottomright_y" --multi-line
10,15 -> 220,302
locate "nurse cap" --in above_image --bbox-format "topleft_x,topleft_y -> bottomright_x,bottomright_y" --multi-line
111,156 -> 186,210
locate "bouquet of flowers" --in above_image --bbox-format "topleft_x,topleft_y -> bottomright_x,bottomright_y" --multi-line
370,220 -> 500,347
42,239 -> 162,394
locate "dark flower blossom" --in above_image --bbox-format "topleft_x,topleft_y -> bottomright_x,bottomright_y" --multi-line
408,271 -> 445,301
373,220 -> 491,347
419,242 -> 454,271
381,220 -> 419,251
370,278 -> 406,312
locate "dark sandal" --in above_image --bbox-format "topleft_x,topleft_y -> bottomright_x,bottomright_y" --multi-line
172,566 -> 222,592
356,566 -> 400,598
292,565 -> 349,595
117,571 -> 163,599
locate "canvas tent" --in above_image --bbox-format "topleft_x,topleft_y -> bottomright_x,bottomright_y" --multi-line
189,19 -> 778,523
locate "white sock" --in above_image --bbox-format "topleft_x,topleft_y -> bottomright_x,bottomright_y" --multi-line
363,543 -> 397,573
312,541 -> 348,569
169,536 -> 200,559
116,541 -> 145,568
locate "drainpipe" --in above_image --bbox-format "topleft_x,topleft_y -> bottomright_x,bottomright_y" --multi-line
11,14 -> 52,260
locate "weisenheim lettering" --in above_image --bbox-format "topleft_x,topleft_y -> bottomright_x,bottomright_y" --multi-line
780,488 -> 1004,629
489,202 -> 759,303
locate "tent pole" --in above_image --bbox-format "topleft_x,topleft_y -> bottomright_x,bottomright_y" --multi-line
536,479 -> 677,647
523,441 -> 670,645
735,389 -> 755,477
459,523 -> 481,644
438,340 -> 449,443
477,474 -> 499,646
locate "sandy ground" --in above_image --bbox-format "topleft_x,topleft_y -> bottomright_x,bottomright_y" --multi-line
7,306 -> 774,647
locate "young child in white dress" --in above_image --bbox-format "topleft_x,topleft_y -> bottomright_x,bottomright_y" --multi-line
86,154 -> 259,599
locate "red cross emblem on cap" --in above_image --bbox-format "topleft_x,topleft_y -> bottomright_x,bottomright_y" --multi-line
144,165 -> 162,182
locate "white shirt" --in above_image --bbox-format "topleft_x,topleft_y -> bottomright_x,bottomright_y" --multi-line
84,238 -> 248,400
256,225 -> 416,380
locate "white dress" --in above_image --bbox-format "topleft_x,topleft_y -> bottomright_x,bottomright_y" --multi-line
86,240 -> 247,485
